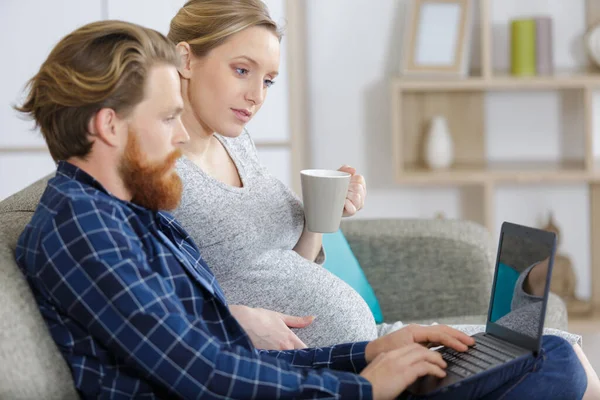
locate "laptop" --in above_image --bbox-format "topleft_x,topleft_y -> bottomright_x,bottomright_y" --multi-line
407,221 -> 557,396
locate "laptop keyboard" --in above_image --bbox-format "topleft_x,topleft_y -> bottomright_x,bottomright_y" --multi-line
440,335 -> 522,378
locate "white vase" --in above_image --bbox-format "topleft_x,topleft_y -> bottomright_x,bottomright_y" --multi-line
424,116 -> 454,170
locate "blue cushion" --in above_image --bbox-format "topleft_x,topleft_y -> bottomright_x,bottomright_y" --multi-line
322,229 -> 384,324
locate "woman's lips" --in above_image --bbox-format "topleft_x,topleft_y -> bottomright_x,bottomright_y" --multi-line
232,108 -> 251,123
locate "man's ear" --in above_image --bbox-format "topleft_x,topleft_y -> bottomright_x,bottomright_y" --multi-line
88,108 -> 122,148
176,41 -> 193,80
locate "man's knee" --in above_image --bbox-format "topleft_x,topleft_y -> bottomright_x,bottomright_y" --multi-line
542,335 -> 577,359
541,334 -> 572,352
541,334 -> 580,365
540,335 -> 587,397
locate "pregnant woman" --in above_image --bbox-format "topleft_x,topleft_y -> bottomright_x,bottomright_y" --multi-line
165,2 -> 600,396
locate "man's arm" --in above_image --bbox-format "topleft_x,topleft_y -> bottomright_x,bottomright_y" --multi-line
38,199 -> 372,399
258,342 -> 369,373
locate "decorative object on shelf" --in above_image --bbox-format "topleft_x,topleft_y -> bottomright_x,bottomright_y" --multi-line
510,18 -> 536,76
541,212 -> 591,316
510,16 -> 555,76
585,22 -> 600,68
534,16 -> 554,75
424,116 -> 454,170
401,0 -> 473,78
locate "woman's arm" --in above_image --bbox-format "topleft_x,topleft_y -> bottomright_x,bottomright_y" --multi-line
293,224 -> 323,262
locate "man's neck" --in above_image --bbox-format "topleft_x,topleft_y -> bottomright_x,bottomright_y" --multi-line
66,156 -> 132,202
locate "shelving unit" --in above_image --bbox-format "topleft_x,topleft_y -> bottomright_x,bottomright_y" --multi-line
391,0 -> 600,314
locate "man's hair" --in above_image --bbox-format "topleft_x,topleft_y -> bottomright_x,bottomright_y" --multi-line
15,20 -> 180,162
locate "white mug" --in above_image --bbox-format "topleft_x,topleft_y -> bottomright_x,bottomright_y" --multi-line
300,169 -> 351,233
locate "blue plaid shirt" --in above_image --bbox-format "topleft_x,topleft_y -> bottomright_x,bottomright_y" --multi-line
16,162 -> 373,399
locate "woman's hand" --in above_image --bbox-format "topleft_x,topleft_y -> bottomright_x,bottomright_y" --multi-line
293,164 -> 365,261
338,165 -> 366,217
229,305 -> 315,350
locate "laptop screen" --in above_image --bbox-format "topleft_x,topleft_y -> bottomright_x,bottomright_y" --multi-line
487,222 -> 556,353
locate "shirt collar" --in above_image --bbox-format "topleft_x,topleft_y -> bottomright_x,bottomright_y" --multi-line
57,160 -> 107,194
56,160 -> 158,224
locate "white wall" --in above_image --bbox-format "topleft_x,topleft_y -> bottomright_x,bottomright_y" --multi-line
0,0 -> 105,198
0,0 -> 292,197
0,0 -> 595,299
305,0 -> 594,299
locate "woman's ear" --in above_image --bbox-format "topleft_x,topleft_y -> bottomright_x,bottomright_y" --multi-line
176,42 -> 193,79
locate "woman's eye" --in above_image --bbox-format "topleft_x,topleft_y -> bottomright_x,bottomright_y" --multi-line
264,79 -> 275,88
236,68 -> 249,76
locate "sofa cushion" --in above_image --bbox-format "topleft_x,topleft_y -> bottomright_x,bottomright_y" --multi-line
0,176 -> 78,400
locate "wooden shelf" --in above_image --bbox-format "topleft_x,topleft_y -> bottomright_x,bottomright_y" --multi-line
397,161 -> 590,185
390,0 -> 600,311
394,71 -> 600,92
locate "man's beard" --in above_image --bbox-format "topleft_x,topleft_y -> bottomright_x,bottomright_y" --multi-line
119,132 -> 183,211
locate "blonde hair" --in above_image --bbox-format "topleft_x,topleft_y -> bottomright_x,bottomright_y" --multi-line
15,20 -> 180,162
168,0 -> 282,57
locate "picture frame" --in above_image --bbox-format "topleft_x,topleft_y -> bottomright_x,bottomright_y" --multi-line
401,0 -> 473,78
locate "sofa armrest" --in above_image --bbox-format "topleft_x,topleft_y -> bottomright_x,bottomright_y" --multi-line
340,219 -> 496,323
544,292 -> 568,331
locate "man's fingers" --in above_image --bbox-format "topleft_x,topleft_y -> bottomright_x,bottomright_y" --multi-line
411,361 -> 447,381
396,344 -> 447,370
413,326 -> 472,351
440,325 -> 475,351
426,331 -> 469,352
384,345 -> 447,387
438,325 -> 475,346
439,333 -> 469,352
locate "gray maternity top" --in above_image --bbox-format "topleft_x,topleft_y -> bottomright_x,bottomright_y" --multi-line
172,131 -> 378,347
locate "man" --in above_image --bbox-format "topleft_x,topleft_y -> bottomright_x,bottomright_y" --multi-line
14,20 -> 588,400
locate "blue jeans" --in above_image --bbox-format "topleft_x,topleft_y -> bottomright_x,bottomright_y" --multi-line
401,335 -> 588,400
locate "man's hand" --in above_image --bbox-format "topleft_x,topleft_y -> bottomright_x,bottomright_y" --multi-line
360,344 -> 447,400
229,305 -> 314,350
360,325 -> 473,399
365,324 -> 474,363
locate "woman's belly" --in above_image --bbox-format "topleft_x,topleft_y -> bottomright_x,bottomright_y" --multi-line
216,250 -> 378,348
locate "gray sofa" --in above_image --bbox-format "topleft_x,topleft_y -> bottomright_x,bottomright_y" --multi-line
0,176 -> 568,399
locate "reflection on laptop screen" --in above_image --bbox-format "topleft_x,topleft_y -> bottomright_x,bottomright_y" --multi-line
489,232 -> 553,339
